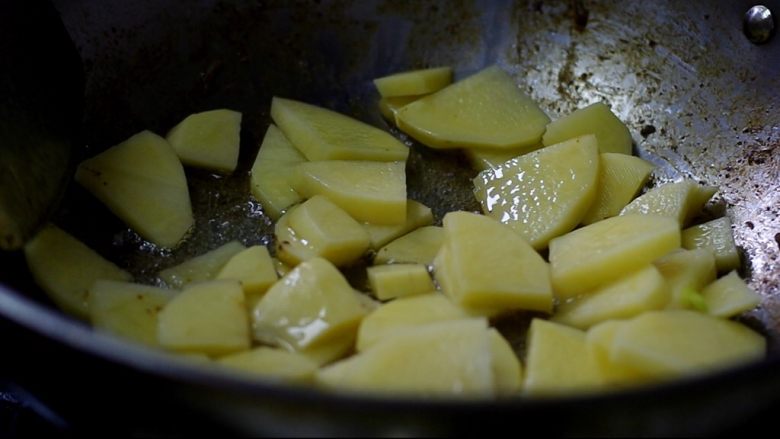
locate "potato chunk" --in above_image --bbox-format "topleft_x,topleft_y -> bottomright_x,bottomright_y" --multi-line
166,109 -> 242,173
271,97 -> 408,161
542,102 -> 633,154
373,226 -> 444,266
24,224 -> 131,319
216,347 -> 318,383
250,124 -> 306,220
620,180 -> 717,226
553,265 -> 668,329
275,195 -> 370,267
524,319 -> 602,396
474,135 -> 600,249
549,214 -> 680,298
396,66 -> 550,150
682,217 -> 740,273
464,144 -> 542,171
702,271 -> 761,318
157,280 -> 250,356
317,319 -> 495,398
291,160 -> 407,225
367,264 -> 434,301
159,241 -> 245,289
586,320 -> 648,386
488,329 -> 523,395
378,95 -> 420,124
654,249 -> 717,309
216,246 -> 278,306
356,293 -> 468,351
252,258 -> 367,351
434,212 -> 553,313
89,280 -> 177,346
75,130 -> 194,248
374,67 -> 453,98
363,200 -> 433,249
609,310 -> 765,379
581,153 -> 655,224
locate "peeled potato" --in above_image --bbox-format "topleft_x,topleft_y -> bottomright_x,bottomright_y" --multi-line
166,108 -> 242,173
89,280 -> 177,347
396,66 -> 550,150
373,226 -> 444,266
581,153 -> 655,225
250,124 -> 306,220
291,160 -> 407,225
317,319 -> 495,398
434,211 -> 553,314
542,102 -> 633,155
271,97 -> 408,162
620,180 -> 717,226
24,224 -> 131,319
374,67 -> 453,98
682,217 -> 740,273
474,135 -> 600,249
701,271 -> 761,318
75,130 -> 194,248
158,241 -> 245,289
549,214 -> 680,299
252,258 -> 367,351
362,200 -> 433,250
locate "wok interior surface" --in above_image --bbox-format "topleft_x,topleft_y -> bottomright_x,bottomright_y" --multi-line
2,0 -> 780,435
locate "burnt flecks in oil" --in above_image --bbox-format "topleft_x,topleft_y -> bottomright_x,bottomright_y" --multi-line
640,125 -> 657,138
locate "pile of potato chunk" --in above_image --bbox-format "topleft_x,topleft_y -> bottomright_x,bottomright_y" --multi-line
23,65 -> 764,398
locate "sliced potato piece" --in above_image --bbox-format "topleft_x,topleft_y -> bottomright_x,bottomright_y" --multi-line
159,241 -> 245,289
24,224 -> 131,319
474,135 -> 600,249
654,249 -> 717,309
374,66 -> 453,98
553,265 -> 669,329
272,257 -> 293,278
464,144 -> 542,171
271,97 -> 408,162
396,66 -> 550,150
250,124 -> 306,220
524,319 -> 602,396
294,334 -> 356,367
363,200 -> 433,249
620,180 -> 716,226
89,280 -> 177,346
488,329 -> 523,395
432,245 -> 506,319
373,226 -> 444,266
434,211 -> 553,313
542,102 -> 633,155
367,264 -> 434,301
283,195 -> 370,266
702,271 -> 761,318
291,160 -> 407,225
317,319 -> 495,398
166,109 -> 242,173
74,130 -> 194,248
586,320 -> 648,386
581,153 -> 655,225
549,214 -> 680,299
252,258 -> 367,350
356,293 -> 468,352
682,217 -> 740,273
216,347 -> 318,383
609,310 -> 765,379
216,246 -> 278,307
157,280 -> 250,356
379,95 -> 420,124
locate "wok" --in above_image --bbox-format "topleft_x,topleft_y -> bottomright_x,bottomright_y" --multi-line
1,0 -> 779,435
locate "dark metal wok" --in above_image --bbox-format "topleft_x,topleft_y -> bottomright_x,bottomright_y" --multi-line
1,0 -> 779,435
